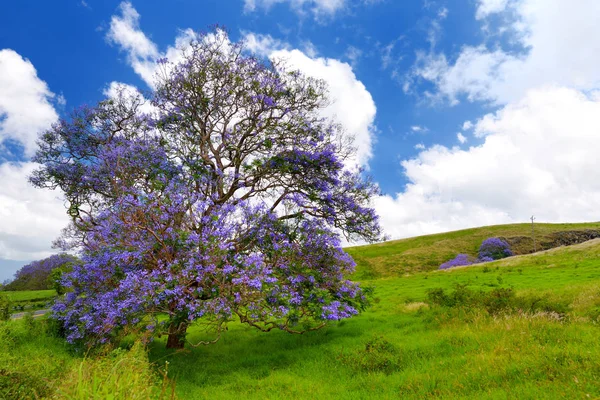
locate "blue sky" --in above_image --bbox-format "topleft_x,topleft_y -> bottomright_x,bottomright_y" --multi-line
1,0 -> 600,280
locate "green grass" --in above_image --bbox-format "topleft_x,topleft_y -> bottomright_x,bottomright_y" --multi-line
346,221 -> 600,278
2,289 -> 56,313
146,238 -> 600,399
0,317 -> 174,399
4,289 -> 56,303
3,225 -> 600,399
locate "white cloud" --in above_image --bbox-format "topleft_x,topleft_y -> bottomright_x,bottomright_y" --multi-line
376,86 -> 600,239
242,32 -> 289,57
410,125 -> 428,133
107,2 -> 198,88
0,162 -> 68,261
414,143 -> 425,150
0,49 -> 59,157
106,5 -> 377,169
475,0 -> 509,19
0,50 -> 66,274
106,2 -> 159,86
271,49 -> 377,167
457,132 -> 467,144
462,120 -> 473,130
243,0 -> 347,18
410,0 -> 600,105
345,45 -> 362,66
103,81 -> 156,115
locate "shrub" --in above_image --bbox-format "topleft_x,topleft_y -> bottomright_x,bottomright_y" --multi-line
479,237 -> 513,261
0,294 -> 11,321
439,254 -> 476,270
426,285 -> 568,317
338,336 -> 402,374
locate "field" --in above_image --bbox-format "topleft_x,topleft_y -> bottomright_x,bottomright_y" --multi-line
2,224 -> 600,399
4,290 -> 56,303
346,221 -> 600,278
2,289 -> 56,313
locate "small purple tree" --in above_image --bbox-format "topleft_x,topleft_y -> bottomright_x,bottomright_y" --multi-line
439,254 -> 475,270
4,254 -> 79,291
31,30 -> 382,348
478,238 -> 513,261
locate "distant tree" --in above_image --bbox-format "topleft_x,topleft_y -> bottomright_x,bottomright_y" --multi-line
4,254 -> 80,291
478,238 -> 513,261
31,29 -> 382,348
439,254 -> 476,270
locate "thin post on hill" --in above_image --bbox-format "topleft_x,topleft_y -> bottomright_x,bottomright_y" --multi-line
531,215 -> 536,252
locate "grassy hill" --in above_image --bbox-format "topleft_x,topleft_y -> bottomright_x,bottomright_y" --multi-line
3,225 -> 600,399
147,237 -> 600,398
346,222 -> 600,278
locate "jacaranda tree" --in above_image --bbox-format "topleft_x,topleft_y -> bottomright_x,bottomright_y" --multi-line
31,30 -> 382,348
4,253 -> 80,291
478,238 -> 513,261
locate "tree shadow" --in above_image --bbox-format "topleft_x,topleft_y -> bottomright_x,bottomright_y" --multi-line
148,318 -> 365,389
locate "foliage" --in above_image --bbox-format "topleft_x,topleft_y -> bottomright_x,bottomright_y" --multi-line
478,237 -> 513,261
54,342 -> 175,399
338,336 -> 402,374
2,238 -> 600,399
438,253 -> 475,270
346,222 -> 600,277
0,293 -> 11,321
31,29 -> 381,348
426,284 -> 568,316
0,319 -> 173,399
3,253 -> 80,291
438,237 -> 514,270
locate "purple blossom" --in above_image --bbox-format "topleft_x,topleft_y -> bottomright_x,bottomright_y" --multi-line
439,254 -> 475,270
479,237 -> 513,260
33,28 -> 381,349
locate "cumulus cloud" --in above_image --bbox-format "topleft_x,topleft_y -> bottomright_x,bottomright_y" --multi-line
0,162 -> 68,261
241,36 -> 378,169
270,48 -> 377,167
106,3 -> 378,169
456,132 -> 467,144
103,81 -> 156,115
409,0 -> 600,105
0,49 -> 59,157
242,32 -> 289,58
376,86 -> 600,239
107,2 -> 197,88
0,49 -> 66,275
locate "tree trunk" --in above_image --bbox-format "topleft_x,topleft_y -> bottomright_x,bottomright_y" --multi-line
166,323 -> 187,349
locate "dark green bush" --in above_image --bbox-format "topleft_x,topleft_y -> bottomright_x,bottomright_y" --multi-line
0,294 -> 11,321
426,285 -> 568,317
339,336 -> 402,375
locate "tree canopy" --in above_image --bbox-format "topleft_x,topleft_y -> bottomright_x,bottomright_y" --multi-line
3,253 -> 79,292
31,30 -> 382,348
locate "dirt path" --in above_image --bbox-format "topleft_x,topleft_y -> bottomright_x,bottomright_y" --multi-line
10,309 -> 50,320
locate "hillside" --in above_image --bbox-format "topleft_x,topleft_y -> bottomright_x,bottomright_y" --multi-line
346,222 -> 600,278
4,227 -> 600,399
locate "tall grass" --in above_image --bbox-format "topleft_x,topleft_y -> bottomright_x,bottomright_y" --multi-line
0,318 -> 175,399
54,342 -> 175,400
